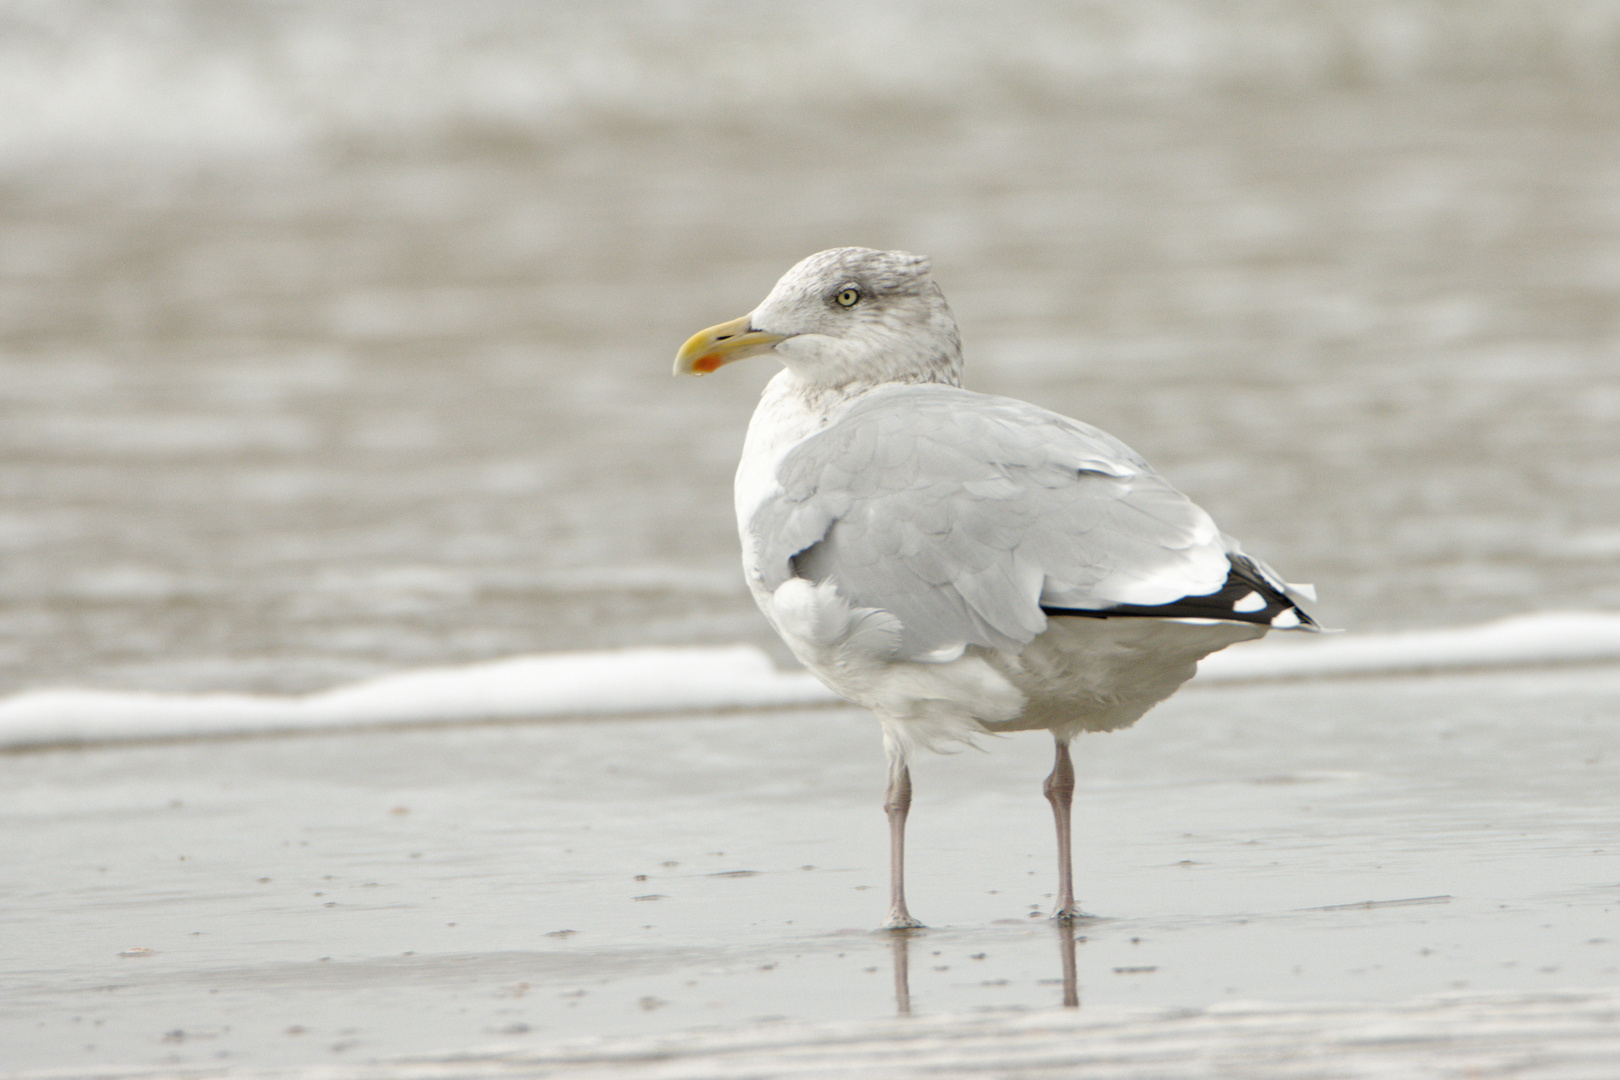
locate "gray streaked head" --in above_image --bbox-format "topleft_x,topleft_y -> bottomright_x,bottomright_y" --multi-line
749,248 -> 963,389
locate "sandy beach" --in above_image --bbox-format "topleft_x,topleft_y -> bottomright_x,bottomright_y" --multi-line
5,663 -> 1617,1076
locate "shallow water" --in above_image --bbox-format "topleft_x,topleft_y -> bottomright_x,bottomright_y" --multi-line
3,4 -> 1619,697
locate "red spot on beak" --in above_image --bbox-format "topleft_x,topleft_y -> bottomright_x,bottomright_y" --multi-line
693,355 -> 722,374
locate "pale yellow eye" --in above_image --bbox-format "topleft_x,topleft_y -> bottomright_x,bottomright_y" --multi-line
835,287 -> 860,308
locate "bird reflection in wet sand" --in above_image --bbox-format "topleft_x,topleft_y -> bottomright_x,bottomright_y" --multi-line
890,930 -> 917,1016
1056,920 -> 1081,1008
677,248 -> 1318,927
888,923 -> 1082,1016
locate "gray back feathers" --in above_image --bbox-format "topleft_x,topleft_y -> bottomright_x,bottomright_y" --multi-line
748,384 -> 1230,660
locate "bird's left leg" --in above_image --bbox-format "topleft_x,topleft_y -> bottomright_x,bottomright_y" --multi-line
882,730 -> 924,930
1044,735 -> 1084,921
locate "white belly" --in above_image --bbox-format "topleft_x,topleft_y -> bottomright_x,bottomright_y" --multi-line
758,573 -> 1264,753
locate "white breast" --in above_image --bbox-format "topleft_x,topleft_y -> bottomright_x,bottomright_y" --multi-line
734,371 -> 859,598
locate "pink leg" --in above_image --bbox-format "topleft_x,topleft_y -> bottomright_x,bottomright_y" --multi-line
1044,737 -> 1085,921
883,747 -> 924,930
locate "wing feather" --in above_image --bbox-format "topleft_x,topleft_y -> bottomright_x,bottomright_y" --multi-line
748,385 -> 1239,660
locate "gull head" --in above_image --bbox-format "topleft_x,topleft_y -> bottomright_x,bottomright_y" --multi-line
675,248 -> 963,389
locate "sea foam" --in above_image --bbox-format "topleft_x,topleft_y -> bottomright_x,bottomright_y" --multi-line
2,612 -> 1617,750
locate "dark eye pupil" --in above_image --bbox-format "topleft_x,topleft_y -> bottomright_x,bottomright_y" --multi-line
838,289 -> 859,307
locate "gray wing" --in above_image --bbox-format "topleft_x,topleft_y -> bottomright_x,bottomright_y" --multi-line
748,385 -> 1234,660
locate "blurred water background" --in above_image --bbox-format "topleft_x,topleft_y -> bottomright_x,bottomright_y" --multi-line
2,0 -> 1618,698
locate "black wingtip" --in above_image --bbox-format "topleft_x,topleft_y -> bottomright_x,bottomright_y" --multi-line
1042,555 -> 1318,629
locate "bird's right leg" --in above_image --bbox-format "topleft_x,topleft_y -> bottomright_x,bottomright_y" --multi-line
882,733 -> 924,930
1044,736 -> 1085,922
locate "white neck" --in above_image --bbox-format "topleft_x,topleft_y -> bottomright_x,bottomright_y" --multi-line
735,369 -> 884,582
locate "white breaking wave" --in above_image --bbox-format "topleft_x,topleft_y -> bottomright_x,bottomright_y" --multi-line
0,646 -> 829,750
1,612 -> 1617,750
4,1 -> 1620,164
1195,610 -> 1620,682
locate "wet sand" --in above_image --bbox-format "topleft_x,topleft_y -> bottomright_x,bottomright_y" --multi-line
4,665 -> 1617,1075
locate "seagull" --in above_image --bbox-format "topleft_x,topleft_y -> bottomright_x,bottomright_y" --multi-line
675,248 -> 1318,929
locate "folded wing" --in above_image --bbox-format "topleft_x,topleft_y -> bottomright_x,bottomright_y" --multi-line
747,385 -> 1313,662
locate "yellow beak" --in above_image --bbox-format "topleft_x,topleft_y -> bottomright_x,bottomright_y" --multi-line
673,315 -> 786,376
